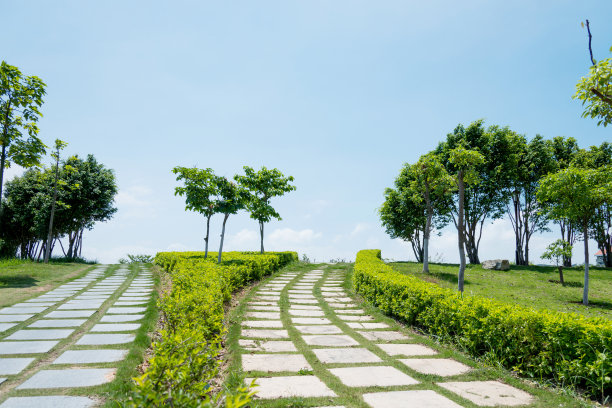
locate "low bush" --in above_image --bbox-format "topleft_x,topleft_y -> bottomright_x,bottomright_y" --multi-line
353,249 -> 612,402
126,251 -> 297,407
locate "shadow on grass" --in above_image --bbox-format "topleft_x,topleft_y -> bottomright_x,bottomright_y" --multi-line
569,299 -> 612,311
0,275 -> 38,288
548,279 -> 583,288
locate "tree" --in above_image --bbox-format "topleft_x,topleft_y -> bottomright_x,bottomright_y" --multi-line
541,239 -> 573,285
173,167 -> 217,258
0,61 -> 47,218
44,139 -> 68,263
506,135 -> 556,265
573,21 -> 612,127
235,166 -> 296,254
537,166 -> 612,305
435,120 -> 519,264
215,177 -> 248,263
410,153 -> 453,272
448,146 -> 484,293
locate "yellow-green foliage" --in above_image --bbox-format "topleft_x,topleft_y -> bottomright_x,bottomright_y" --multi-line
353,250 -> 612,401
128,251 -> 297,407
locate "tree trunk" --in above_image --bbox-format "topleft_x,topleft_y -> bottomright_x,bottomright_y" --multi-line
204,215 -> 211,259
558,266 -> 565,285
423,183 -> 431,273
78,229 -> 83,258
560,221 -> 574,267
218,213 -> 229,263
44,154 -> 61,263
583,224 -> 589,306
67,231 -> 75,259
260,221 -> 265,254
457,172 -> 466,293
0,144 -> 6,220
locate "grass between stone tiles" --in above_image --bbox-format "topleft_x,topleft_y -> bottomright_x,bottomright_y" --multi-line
223,262 -> 594,408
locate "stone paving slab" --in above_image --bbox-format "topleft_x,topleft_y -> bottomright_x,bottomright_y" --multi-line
246,376 -> 336,399
295,325 -> 342,334
288,309 -> 324,317
248,306 -> 280,312
241,329 -> 289,339
291,317 -> 331,325
12,302 -> 56,307
17,368 -> 116,389
46,310 -> 95,318
337,315 -> 373,321
438,381 -> 533,406
107,307 -> 146,314
289,304 -> 321,310
400,358 -> 471,376
246,312 -> 281,319
313,348 -> 382,363
346,322 -> 389,329
91,323 -> 141,332
0,341 -> 59,354
242,320 -> 284,328
99,314 -> 144,322
53,349 -> 128,364
0,396 -> 97,408
357,331 -> 410,341
330,366 -> 419,387
377,343 -> 437,356
302,335 -> 360,347
288,299 -> 318,304
6,329 -> 74,340
0,357 -> 35,375
239,340 -> 297,352
0,306 -> 47,314
29,319 -> 87,328
115,301 -> 147,306
242,353 -> 311,372
0,323 -> 17,332
76,333 -> 135,345
363,390 -> 464,408
0,377 -> 5,385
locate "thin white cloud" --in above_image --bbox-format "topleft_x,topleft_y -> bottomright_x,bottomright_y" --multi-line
269,228 -> 322,246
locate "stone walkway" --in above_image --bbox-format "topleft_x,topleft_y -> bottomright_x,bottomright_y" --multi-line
0,264 -> 154,408
239,266 -> 535,407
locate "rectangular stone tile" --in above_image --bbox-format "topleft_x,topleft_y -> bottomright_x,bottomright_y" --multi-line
346,322 -> 389,329
53,349 -> 128,364
438,381 -> 533,406
328,303 -> 358,308
242,354 -> 311,372
0,307 -> 46,314
295,325 -> 342,334
246,376 -> 336,399
114,301 -> 147,306
17,368 -> 116,389
57,303 -> 104,310
99,314 -> 144,323
241,329 -> 289,339
6,329 -> 74,340
336,309 -> 366,315
76,333 -> 135,345
290,304 -> 321,310
0,323 -> 17,332
0,396 -> 97,408
291,317 -> 331,325
247,306 -> 280,312
246,312 -> 281,319
107,307 -> 146,314
46,310 -> 95,318
330,366 -> 418,387
254,296 -> 280,301
288,309 -> 324,317
377,344 -> 436,356
0,341 -> 59,354
363,390 -> 463,408
288,294 -> 316,299
91,323 -> 141,332
358,331 -> 410,341
28,319 -> 86,328
337,315 -> 373,322
302,335 -> 360,347
12,302 -> 56,307
238,340 -> 296,352
248,301 -> 277,307
0,357 -> 35,375
313,348 -> 382,364
242,320 -> 284,328
289,299 -> 318,304
400,358 -> 471,376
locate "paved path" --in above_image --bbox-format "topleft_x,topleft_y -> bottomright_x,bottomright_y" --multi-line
239,266 -> 534,407
0,264 -> 154,408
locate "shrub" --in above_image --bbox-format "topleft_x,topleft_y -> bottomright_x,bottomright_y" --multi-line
353,249 -> 612,402
126,251 -> 297,407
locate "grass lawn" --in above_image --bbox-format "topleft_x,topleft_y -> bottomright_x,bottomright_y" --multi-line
389,261 -> 612,320
0,258 -> 93,307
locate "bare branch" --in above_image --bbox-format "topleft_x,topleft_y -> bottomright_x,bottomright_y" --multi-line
586,19 -> 596,66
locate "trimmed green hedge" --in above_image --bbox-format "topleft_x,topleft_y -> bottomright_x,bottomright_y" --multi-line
127,251 -> 297,407
353,249 -> 612,401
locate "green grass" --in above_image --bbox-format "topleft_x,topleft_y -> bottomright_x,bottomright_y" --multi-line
223,262 -> 593,407
0,258 -> 94,307
389,261 -> 612,320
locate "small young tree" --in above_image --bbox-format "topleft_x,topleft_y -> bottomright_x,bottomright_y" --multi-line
541,239 -> 573,285
0,61 -> 47,217
448,147 -> 484,293
537,166 -> 612,305
215,177 -> 248,263
411,153 -> 453,273
173,167 -> 217,258
235,166 -> 296,254
43,139 -> 67,263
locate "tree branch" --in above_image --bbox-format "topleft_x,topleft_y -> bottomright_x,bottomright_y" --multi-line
590,87 -> 612,105
586,19 -> 596,66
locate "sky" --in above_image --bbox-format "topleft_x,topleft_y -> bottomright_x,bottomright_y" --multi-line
3,1 -> 611,265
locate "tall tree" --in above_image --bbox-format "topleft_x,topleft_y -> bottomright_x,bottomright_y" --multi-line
410,153 -> 453,272
506,135 -> 556,265
173,167 -> 217,258
235,166 -> 296,254
435,120 -> 518,264
549,136 -> 581,266
537,166 -> 612,305
0,61 -> 47,218
215,177 -> 248,263
447,147 -> 484,293
44,139 -> 67,263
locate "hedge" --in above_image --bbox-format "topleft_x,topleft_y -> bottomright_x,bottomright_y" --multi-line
127,251 -> 297,407
353,249 -> 612,402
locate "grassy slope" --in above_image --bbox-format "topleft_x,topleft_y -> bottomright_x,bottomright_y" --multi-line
390,261 -> 612,320
0,259 -> 92,307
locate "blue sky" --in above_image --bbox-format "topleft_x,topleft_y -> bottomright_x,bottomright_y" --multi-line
3,1 -> 611,264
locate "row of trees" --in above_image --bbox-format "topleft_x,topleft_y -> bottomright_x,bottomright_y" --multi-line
173,165 -> 295,263
380,121 -> 611,304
